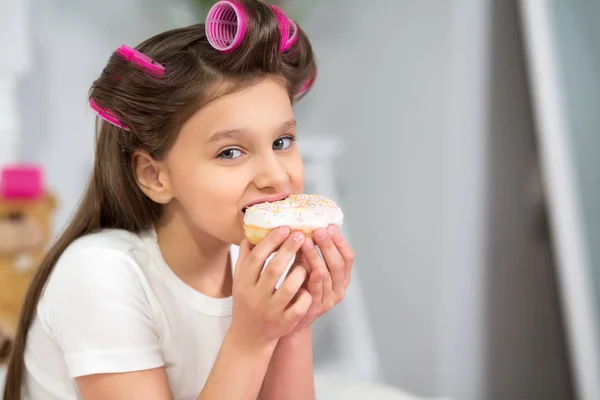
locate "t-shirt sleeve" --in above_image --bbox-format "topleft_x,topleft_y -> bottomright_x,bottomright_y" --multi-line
41,246 -> 164,378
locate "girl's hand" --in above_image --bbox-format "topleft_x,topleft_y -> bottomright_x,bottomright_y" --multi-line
229,227 -> 312,349
289,225 -> 354,333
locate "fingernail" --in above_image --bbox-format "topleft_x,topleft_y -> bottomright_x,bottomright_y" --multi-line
278,226 -> 290,237
303,238 -> 314,249
292,231 -> 305,243
314,229 -> 327,240
327,225 -> 337,235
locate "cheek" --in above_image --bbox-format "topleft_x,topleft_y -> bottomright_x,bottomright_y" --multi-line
287,154 -> 305,191
179,169 -> 243,209
189,172 -> 250,242
175,171 -> 244,238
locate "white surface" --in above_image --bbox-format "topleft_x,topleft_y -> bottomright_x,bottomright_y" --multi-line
518,1 -> 600,399
315,373 -> 450,400
0,366 -> 445,400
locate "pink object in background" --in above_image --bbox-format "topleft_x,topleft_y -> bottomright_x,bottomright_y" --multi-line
0,165 -> 44,200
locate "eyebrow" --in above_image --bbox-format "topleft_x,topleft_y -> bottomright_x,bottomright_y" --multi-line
207,119 -> 297,144
207,129 -> 245,144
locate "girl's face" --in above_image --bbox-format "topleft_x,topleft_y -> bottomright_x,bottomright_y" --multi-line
163,78 -> 304,244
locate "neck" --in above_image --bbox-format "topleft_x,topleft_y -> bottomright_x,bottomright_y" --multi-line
154,206 -> 232,298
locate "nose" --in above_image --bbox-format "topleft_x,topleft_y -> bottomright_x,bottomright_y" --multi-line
253,152 -> 289,190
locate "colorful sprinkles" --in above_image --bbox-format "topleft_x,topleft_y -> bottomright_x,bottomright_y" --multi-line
243,194 -> 343,227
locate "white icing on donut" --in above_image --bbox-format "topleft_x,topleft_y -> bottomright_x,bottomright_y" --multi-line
243,194 -> 343,229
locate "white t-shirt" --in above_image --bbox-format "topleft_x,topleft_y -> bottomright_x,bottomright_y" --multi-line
23,228 -> 239,400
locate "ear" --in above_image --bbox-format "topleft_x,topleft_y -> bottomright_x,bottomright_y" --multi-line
132,150 -> 173,204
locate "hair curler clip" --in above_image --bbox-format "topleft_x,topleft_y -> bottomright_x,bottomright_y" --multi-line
269,5 -> 298,52
116,45 -> 165,77
206,1 -> 248,52
206,1 -> 298,53
285,19 -> 298,51
89,99 -> 129,130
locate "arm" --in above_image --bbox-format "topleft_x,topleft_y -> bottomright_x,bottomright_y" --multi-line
257,227 -> 355,400
72,229 -> 312,400
75,230 -> 311,400
198,330 -> 277,400
76,330 -> 278,400
259,328 -> 316,400
47,247 -> 277,400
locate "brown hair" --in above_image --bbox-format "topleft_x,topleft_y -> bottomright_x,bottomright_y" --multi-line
2,1 -> 315,398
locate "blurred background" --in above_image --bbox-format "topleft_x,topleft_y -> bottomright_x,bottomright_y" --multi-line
1,0 -> 599,399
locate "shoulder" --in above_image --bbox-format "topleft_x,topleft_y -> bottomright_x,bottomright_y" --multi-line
39,228 -> 161,342
66,228 -> 146,256
35,229 -> 166,378
56,228 -> 147,271
43,229 -> 152,308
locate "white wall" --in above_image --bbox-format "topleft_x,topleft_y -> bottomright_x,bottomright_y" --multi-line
296,0 -> 573,398
16,0 -> 196,232
0,0 -> 32,165
294,0 -> 451,394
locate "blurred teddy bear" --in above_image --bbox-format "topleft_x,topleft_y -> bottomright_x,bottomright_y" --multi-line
0,166 -> 56,363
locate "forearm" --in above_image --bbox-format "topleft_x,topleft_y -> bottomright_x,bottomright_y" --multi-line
199,329 -> 278,400
259,328 -> 315,400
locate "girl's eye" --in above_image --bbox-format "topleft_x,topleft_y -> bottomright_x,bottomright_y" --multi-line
217,148 -> 243,160
273,137 -> 294,151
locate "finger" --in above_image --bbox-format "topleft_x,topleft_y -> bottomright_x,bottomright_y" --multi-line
242,226 -> 290,284
273,264 -> 308,309
257,231 -> 305,292
313,227 -> 345,294
284,288 -> 312,324
233,239 -> 255,282
301,238 -> 325,271
292,251 -> 312,286
327,225 -> 355,286
293,248 -> 310,270
303,238 -> 333,298
306,265 -> 324,305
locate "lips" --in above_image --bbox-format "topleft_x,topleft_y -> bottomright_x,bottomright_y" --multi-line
242,194 -> 290,213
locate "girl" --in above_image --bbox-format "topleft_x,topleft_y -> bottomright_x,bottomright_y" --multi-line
2,1 -> 354,399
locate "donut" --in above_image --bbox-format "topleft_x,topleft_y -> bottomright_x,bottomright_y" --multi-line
243,194 -> 343,245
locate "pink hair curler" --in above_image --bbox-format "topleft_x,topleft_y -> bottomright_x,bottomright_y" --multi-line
270,5 -> 298,52
294,67 -> 318,99
270,5 -> 289,51
206,1 -> 248,52
285,19 -> 298,51
205,1 -> 297,53
116,45 -> 165,77
89,98 -> 129,130
1,166 -> 44,200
